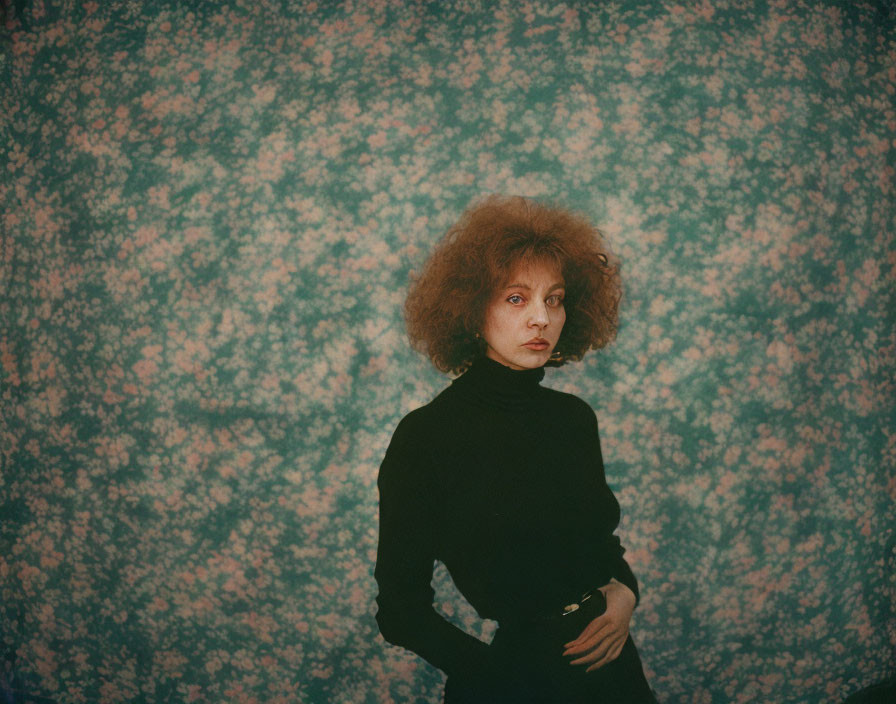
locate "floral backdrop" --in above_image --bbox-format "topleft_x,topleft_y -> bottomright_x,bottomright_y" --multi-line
1,1 -> 894,703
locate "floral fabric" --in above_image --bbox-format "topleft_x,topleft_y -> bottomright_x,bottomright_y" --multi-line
1,1 -> 893,703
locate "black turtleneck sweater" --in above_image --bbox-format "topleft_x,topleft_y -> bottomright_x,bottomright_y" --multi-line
374,356 -> 640,683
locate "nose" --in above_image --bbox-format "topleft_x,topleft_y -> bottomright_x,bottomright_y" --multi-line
529,300 -> 549,329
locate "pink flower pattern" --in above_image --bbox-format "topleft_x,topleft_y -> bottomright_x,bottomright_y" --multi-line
1,1 -> 894,702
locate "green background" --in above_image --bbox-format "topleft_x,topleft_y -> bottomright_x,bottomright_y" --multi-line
1,1 -> 893,702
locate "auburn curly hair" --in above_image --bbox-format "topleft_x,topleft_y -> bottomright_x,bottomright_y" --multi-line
405,195 -> 621,374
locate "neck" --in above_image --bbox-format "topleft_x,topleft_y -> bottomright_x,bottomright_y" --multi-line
450,355 -> 545,410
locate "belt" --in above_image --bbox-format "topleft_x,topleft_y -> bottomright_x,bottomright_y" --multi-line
527,586 -> 606,624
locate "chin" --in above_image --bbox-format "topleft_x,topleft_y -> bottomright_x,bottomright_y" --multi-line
488,346 -> 553,370
513,352 -> 552,369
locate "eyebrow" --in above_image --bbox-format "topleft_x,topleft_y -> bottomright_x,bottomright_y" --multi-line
503,282 -> 565,292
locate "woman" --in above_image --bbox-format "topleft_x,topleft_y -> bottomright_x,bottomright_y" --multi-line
374,196 -> 656,703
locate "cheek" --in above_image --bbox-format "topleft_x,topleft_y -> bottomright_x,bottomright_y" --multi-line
482,305 -> 511,339
492,306 -> 516,326
553,309 -> 567,335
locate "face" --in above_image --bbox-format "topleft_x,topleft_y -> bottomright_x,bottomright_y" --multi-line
481,260 -> 566,370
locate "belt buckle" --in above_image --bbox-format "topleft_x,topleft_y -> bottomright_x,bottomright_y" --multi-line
561,603 -> 579,616
562,589 -> 595,617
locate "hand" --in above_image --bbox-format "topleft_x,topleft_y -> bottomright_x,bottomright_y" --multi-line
562,579 -> 636,672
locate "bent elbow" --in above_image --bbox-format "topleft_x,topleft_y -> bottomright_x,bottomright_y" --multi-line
375,604 -> 412,647
375,596 -> 433,651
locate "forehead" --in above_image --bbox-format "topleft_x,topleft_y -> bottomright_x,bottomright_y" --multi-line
501,258 -> 564,286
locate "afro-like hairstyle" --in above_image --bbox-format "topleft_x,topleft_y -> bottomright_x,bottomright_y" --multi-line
405,195 -> 621,374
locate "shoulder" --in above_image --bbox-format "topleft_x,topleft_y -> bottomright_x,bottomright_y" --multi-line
541,386 -> 597,420
388,393 -> 451,440
383,407 -> 426,455
381,394 -> 451,463
378,398 -> 452,489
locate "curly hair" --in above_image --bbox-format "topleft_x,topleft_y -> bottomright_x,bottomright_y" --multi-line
405,195 -> 621,374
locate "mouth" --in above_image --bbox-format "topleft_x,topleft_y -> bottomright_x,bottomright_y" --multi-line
523,338 -> 550,351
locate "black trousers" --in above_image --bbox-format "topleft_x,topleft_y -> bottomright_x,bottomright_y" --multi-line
443,596 -> 657,704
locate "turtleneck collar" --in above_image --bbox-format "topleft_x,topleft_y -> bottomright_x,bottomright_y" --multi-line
449,355 -> 545,410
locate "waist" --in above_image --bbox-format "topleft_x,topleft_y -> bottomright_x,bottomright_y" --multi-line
498,585 -> 608,632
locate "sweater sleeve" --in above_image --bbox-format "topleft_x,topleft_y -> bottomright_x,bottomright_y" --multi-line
373,413 -> 495,683
585,406 -> 642,607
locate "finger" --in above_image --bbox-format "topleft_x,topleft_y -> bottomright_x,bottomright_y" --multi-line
562,623 -> 614,656
563,614 -> 611,649
567,634 -> 619,666
570,630 -> 626,667
569,646 -> 610,667
564,623 -> 602,649
584,639 -> 626,672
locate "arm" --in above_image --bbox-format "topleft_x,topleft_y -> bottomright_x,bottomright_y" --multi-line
374,415 -> 493,682
586,407 -> 641,607
602,535 -> 641,608
563,578 -> 636,671
561,405 -> 641,669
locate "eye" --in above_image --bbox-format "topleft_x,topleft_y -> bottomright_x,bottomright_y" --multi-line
546,294 -> 564,307
507,294 -> 525,305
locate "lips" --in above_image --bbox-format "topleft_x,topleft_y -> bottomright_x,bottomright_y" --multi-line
523,338 -> 549,350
